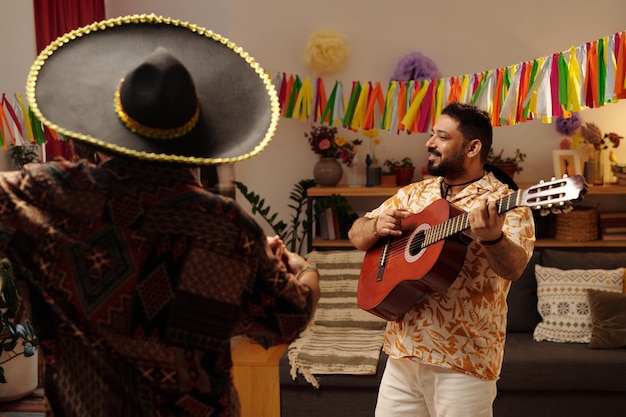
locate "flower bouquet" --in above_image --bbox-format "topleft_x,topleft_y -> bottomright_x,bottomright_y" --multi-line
305,125 -> 362,166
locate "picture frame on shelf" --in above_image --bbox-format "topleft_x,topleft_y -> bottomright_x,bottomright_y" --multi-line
552,150 -> 581,178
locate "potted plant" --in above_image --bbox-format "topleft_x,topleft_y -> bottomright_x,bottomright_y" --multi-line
385,157 -> 415,186
381,160 -> 398,187
9,143 -> 41,169
0,258 -> 39,401
234,179 -> 353,254
486,148 -> 526,177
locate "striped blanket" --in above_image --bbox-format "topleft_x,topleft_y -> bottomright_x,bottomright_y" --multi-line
287,251 -> 387,388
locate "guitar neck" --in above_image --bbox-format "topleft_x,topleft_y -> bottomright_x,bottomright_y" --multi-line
424,190 -> 521,245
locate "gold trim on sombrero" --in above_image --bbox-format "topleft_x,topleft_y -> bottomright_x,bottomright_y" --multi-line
113,80 -> 200,140
25,13 -> 280,166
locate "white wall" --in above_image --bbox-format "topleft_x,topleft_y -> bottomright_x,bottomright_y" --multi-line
2,0 -> 626,238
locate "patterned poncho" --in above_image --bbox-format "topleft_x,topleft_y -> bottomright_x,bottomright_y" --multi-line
0,157 -> 315,417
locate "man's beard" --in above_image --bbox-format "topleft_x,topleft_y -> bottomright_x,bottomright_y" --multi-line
427,147 -> 466,178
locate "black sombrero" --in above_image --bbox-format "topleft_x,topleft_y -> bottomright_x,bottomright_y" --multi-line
26,14 -> 280,165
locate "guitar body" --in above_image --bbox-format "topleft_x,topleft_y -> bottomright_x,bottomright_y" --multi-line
356,175 -> 588,322
357,199 -> 470,321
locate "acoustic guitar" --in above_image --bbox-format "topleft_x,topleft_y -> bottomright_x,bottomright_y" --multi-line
357,175 -> 588,321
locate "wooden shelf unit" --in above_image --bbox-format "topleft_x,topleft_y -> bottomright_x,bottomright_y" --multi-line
306,183 -> 626,251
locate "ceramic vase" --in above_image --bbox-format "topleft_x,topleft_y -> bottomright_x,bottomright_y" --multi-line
313,157 -> 343,186
0,348 -> 38,401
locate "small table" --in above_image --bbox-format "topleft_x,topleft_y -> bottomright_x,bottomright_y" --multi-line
232,337 -> 288,417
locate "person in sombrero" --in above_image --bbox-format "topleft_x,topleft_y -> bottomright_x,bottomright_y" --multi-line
3,14 -> 320,417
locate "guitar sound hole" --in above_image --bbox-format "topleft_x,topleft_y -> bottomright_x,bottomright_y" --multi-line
409,231 -> 425,256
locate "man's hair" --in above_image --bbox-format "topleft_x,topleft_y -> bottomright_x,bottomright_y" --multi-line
441,102 -> 493,162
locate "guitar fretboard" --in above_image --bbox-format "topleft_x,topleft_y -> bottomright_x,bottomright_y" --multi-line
421,190 -> 521,247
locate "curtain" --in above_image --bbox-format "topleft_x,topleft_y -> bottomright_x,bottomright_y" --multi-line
33,0 -> 105,161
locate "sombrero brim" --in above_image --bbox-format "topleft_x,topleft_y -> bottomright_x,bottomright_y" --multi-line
26,14 -> 280,166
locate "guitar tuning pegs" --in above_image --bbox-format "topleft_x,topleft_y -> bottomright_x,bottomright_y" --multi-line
550,177 -> 556,181
539,179 -> 545,184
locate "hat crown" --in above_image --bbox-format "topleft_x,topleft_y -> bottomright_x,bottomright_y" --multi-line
118,47 -> 198,132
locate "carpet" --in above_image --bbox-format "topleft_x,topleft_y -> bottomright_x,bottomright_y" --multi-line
287,250 -> 387,388
0,388 -> 45,417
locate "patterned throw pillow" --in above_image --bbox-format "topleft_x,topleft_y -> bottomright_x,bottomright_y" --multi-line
533,265 -> 625,343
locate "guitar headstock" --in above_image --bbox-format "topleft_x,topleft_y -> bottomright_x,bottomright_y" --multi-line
521,175 -> 588,212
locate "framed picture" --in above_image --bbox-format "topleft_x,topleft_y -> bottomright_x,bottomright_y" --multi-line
552,150 -> 581,178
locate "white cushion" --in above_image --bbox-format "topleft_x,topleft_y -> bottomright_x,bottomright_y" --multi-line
533,265 -> 624,343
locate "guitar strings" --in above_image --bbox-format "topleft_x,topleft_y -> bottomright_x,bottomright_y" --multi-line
373,191 -> 520,266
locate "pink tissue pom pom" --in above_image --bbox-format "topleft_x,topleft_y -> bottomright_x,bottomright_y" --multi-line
559,138 -> 572,149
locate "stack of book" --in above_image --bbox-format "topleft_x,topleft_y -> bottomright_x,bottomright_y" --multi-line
599,212 -> 626,240
317,207 -> 358,240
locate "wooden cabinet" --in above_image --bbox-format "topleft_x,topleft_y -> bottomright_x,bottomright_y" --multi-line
232,338 -> 287,417
306,183 -> 626,251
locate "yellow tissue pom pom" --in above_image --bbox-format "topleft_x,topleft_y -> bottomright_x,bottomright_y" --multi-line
304,30 -> 349,75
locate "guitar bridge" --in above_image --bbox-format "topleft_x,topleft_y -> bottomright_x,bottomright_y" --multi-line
376,238 -> 391,282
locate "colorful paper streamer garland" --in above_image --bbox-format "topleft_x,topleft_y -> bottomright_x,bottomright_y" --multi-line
2,30 -> 625,149
275,30 -> 626,134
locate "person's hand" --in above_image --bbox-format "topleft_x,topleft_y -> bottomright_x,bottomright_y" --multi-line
266,235 -> 309,275
374,209 -> 411,237
266,235 -> 288,271
283,250 -> 310,275
469,197 -> 505,242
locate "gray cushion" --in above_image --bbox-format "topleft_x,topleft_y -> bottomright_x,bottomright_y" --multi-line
588,289 -> 626,349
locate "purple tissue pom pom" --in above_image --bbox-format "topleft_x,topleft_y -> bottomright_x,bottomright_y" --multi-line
391,51 -> 441,82
555,113 -> 582,136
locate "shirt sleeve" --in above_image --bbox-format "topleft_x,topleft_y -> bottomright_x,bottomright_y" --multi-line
234,213 -> 315,347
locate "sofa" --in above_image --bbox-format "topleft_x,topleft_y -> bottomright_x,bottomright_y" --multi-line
279,248 -> 626,417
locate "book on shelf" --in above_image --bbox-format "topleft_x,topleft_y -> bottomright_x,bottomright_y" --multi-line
601,226 -> 626,234
316,206 -> 357,240
601,233 -> 626,240
325,207 -> 336,240
599,212 -> 626,220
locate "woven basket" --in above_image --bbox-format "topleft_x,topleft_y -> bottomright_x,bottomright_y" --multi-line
554,206 -> 599,241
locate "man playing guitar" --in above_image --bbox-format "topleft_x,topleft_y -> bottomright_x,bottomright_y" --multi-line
348,102 -> 536,417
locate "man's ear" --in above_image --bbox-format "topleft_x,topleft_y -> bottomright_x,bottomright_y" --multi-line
467,139 -> 482,158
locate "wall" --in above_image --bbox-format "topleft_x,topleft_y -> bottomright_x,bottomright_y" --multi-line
2,0 -> 626,238
0,0 -> 36,171
230,0 -> 626,237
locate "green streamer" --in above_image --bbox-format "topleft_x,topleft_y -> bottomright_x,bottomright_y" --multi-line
320,81 -> 338,125
342,82 -> 361,127
523,60 -> 540,118
597,39 -> 606,106
558,52 -> 569,110
285,75 -> 302,118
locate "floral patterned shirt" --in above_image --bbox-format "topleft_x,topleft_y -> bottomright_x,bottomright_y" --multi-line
366,172 -> 535,381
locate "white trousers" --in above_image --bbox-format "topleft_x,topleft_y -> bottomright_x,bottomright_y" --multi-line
375,357 -> 497,417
